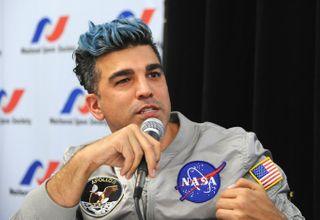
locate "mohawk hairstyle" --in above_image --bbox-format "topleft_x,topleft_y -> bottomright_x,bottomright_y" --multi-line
73,18 -> 160,94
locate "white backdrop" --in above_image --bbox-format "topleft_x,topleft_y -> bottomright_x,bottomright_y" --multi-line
0,1 -> 164,219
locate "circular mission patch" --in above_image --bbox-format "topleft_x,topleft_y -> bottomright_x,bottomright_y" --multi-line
80,176 -> 124,217
175,160 -> 226,203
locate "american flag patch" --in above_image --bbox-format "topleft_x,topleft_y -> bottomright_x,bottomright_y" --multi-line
249,157 -> 283,190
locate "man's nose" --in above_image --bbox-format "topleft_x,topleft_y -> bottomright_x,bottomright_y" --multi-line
135,77 -> 153,99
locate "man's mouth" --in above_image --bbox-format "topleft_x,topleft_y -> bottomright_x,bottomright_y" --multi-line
138,105 -> 160,114
140,107 -> 157,113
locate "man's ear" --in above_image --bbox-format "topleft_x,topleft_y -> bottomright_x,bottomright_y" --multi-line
85,94 -> 105,121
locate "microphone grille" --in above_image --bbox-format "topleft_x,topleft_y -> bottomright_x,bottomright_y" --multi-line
141,118 -> 164,139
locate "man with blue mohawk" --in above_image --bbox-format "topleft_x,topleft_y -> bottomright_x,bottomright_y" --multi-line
12,18 -> 304,220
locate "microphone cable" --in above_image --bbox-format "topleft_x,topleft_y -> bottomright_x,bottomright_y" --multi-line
134,157 -> 147,220
133,118 -> 164,220
134,194 -> 144,220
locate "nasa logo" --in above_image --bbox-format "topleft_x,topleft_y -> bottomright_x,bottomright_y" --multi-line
175,161 -> 226,203
80,176 -> 124,217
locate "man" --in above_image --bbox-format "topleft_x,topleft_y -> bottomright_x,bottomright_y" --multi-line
12,18 -> 304,219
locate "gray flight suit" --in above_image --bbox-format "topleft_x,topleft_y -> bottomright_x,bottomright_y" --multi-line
11,112 -> 304,220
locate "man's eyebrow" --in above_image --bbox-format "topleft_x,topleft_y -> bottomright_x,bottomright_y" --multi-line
108,64 -> 163,82
108,69 -> 133,82
146,63 -> 164,72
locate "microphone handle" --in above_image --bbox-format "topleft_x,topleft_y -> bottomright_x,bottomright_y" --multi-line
134,130 -> 160,199
134,157 -> 147,199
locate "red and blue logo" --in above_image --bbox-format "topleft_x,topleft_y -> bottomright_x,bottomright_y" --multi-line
61,88 -> 89,114
20,160 -> 60,186
118,9 -> 155,24
31,15 -> 69,44
175,161 -> 226,203
0,89 -> 25,114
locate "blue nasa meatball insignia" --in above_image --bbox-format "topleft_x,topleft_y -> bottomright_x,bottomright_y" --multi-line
175,161 -> 226,203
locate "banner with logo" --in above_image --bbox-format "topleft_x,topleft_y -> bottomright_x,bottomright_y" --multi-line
0,1 -> 164,219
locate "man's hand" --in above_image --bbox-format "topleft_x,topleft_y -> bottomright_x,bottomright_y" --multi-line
47,123 -> 161,207
82,123 -> 161,179
216,178 -> 286,220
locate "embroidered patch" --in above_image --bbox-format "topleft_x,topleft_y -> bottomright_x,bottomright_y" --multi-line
249,157 -> 283,190
80,176 -> 124,217
175,160 -> 226,203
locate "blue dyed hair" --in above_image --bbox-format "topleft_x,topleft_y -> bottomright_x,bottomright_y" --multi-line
73,18 -> 160,94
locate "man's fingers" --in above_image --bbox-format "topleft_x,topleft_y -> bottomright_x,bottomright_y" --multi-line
126,133 -> 144,178
235,178 -> 263,191
219,188 -> 239,199
108,124 -> 161,179
131,126 -> 160,177
119,140 -> 134,177
216,209 -> 236,220
216,178 -> 282,220
143,132 -> 161,162
142,132 -> 161,176
219,185 -> 257,199
216,198 -> 236,210
220,178 -> 264,198
140,133 -> 158,177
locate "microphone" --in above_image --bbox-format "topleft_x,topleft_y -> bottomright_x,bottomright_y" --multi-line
133,118 -> 164,199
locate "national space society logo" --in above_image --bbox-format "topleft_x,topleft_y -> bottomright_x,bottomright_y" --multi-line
175,161 -> 226,203
80,176 -> 124,217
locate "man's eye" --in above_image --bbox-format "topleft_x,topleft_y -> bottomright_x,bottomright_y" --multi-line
115,78 -> 130,85
148,72 -> 161,78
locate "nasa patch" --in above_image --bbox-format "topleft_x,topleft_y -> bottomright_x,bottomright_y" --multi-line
80,176 -> 124,217
175,161 -> 226,203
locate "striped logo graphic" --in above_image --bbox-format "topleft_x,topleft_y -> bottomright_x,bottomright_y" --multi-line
249,157 -> 283,190
31,16 -> 69,44
61,88 -> 89,114
0,89 -> 25,114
